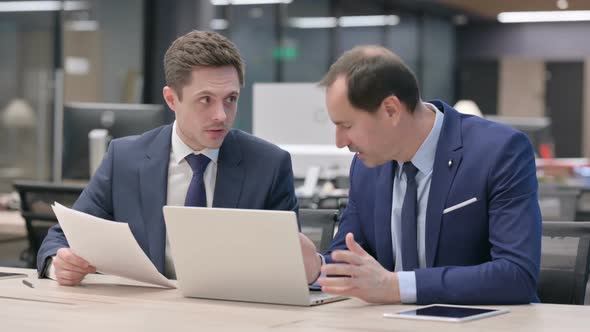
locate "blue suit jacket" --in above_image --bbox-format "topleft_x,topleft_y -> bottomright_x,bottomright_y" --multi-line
38,125 -> 298,275
325,101 -> 542,305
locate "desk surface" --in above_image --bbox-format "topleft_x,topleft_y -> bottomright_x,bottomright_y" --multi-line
1,267 -> 589,331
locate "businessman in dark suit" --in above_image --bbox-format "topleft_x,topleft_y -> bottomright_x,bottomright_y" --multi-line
301,46 -> 542,304
38,31 -> 299,285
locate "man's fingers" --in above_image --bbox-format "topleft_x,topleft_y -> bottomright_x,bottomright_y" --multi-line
330,250 -> 363,265
56,277 -> 82,286
57,270 -> 87,282
55,272 -> 84,286
56,276 -> 81,286
317,277 -> 353,288
345,233 -> 369,257
321,286 -> 359,297
54,257 -> 93,274
321,263 -> 357,277
57,248 -> 90,269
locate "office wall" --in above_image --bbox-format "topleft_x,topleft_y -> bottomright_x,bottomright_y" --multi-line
337,26 -> 383,56
281,28 -> 332,82
281,1 -> 332,82
63,29 -> 102,102
0,23 -> 19,181
143,0 -> 214,122
459,21 -> 590,158
95,0 -> 143,103
0,15 -> 55,186
337,15 -> 455,102
585,59 -> 590,158
384,14 -> 419,73
459,21 -> 590,60
142,1 -> 457,132
21,30 -> 54,181
457,60 -> 498,114
498,58 -> 545,117
227,4 -> 277,133
420,16 -> 455,102
545,61 -> 584,158
0,23 -> 18,112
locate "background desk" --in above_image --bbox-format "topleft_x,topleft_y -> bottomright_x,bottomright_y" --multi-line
1,267 -> 589,331
0,211 -> 26,237
0,212 -> 27,266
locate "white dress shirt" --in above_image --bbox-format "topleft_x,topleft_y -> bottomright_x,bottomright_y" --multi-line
394,103 -> 444,303
47,121 -> 219,280
164,121 -> 219,278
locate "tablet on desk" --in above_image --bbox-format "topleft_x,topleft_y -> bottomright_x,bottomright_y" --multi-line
384,304 -> 509,323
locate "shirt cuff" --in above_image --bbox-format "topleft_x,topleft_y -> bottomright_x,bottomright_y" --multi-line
397,271 -> 417,303
309,253 -> 326,286
46,256 -> 57,280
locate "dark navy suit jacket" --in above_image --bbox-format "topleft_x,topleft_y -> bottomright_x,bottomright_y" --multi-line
324,101 -> 541,305
38,125 -> 298,275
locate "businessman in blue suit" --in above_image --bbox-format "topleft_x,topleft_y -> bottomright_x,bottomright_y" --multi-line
301,46 -> 541,304
38,31 -> 299,285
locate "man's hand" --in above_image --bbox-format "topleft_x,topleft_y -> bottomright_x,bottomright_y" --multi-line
299,233 -> 322,284
53,248 -> 96,286
318,232 -> 401,303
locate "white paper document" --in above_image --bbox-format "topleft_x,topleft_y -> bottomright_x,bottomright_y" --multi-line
52,203 -> 176,288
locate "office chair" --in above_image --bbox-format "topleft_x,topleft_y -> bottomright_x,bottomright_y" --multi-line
538,185 -> 581,221
13,180 -> 85,267
298,209 -> 338,253
538,221 -> 590,305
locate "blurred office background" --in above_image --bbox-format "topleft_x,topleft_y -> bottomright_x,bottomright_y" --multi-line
2,0 -> 590,187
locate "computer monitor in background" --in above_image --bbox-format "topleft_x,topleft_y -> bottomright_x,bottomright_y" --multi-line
62,102 -> 167,180
484,115 -> 554,157
253,83 -> 354,179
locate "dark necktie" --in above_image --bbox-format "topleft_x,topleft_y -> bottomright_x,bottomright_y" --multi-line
401,162 -> 419,271
184,154 -> 211,207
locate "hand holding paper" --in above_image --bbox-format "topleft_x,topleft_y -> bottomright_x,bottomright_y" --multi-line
52,203 -> 175,288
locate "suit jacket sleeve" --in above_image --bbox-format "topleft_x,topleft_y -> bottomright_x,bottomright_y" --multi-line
264,150 -> 299,214
36,141 -> 117,275
415,131 -> 542,304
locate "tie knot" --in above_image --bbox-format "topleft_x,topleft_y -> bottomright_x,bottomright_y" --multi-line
402,162 -> 419,181
185,153 -> 211,174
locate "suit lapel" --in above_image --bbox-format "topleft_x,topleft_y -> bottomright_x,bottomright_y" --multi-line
213,130 -> 244,208
139,125 -> 172,274
425,101 -> 463,267
374,161 -> 396,271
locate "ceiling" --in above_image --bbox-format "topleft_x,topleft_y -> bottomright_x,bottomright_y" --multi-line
436,0 -> 590,18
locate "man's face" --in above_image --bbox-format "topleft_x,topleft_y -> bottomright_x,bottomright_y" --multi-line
163,66 -> 240,151
325,76 -> 401,167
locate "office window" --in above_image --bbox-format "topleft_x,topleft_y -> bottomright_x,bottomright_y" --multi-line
0,9 -> 57,190
63,0 -> 144,104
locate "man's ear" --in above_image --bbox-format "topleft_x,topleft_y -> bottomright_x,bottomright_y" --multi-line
163,86 -> 178,112
382,95 -> 404,120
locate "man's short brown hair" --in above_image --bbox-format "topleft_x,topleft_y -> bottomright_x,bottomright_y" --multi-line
319,46 -> 419,113
164,30 -> 245,100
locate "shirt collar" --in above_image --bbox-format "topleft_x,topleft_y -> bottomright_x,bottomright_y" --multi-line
171,121 -> 219,165
397,102 -> 444,177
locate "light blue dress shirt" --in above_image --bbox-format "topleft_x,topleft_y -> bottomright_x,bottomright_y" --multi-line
395,104 -> 444,303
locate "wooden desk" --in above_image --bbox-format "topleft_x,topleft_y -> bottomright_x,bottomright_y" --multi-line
1,267 -> 589,331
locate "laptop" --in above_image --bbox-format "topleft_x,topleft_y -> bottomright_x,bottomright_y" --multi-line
162,206 -> 347,306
